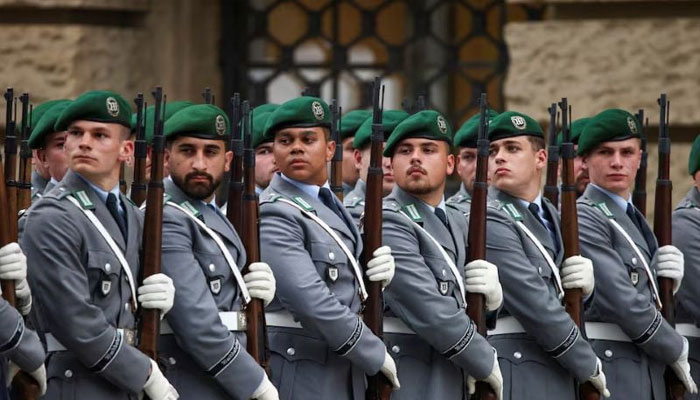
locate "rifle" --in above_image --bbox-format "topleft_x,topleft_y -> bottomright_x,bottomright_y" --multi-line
130,94 -> 148,206
226,94 -> 244,234
632,109 -> 647,216
137,87 -> 166,372
17,93 -> 32,211
329,99 -> 344,200
240,102 -> 270,370
363,77 -> 393,400
544,103 -> 560,207
415,95 -> 426,112
466,93 -> 497,400
558,98 -> 600,400
654,94 -> 685,400
202,87 -> 215,105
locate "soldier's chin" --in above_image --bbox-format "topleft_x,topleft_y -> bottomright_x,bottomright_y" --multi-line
183,183 -> 215,200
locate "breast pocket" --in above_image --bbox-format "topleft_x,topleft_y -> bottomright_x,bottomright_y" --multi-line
309,241 -> 348,287
619,246 -> 648,289
195,251 -> 231,297
86,250 -> 120,306
423,253 -> 460,306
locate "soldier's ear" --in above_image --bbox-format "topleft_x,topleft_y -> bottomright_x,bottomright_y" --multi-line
224,150 -> 233,173
326,137 -> 336,162
446,153 -> 455,176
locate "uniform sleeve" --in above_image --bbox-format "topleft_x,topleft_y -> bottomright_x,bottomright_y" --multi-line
578,204 -> 683,365
260,203 -> 385,374
673,208 -> 700,325
21,200 -> 151,394
0,299 -> 44,372
161,209 -> 264,399
485,209 -> 597,381
382,211 -> 495,379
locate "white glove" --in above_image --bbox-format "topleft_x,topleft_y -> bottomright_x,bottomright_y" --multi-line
138,274 -> 175,316
671,337 -> 699,394
560,255 -> 595,297
366,246 -> 395,288
464,259 -> 503,311
15,279 -> 32,316
587,358 -> 611,397
142,359 -> 179,400
244,262 -> 276,307
251,373 -> 279,400
467,349 -> 503,400
0,242 -> 27,281
380,351 -> 400,389
655,245 -> 684,294
6,362 -> 47,396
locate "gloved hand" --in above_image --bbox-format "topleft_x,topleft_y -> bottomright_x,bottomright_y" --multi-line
380,351 -> 400,389
467,349 -> 503,400
6,362 -> 47,396
138,274 -> 175,317
561,255 -> 595,297
671,337 -> 698,393
251,373 -> 279,400
366,246 -> 395,288
244,262 -> 276,307
15,279 -> 32,316
587,357 -> 611,397
141,359 -> 179,400
0,242 -> 27,281
655,245 -> 684,294
464,259 -> 502,311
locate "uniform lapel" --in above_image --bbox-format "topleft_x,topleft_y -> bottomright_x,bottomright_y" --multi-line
543,200 -> 564,264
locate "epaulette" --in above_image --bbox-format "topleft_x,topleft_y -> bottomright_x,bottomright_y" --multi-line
382,201 -> 401,212
47,186 -> 71,200
486,198 -> 501,210
675,198 -> 700,210
259,191 -> 282,205
446,193 -> 467,204
345,195 -> 363,208
576,195 -> 597,207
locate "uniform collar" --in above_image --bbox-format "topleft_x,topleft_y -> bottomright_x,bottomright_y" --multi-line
279,172 -> 331,199
590,183 -> 631,211
75,172 -> 121,206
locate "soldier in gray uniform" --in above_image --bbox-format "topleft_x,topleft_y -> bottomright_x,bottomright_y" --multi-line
252,104 -> 279,196
28,100 -> 72,195
380,110 -> 504,399
339,109 -> 371,196
484,111 -> 609,399
576,109 -> 697,399
28,99 -> 69,202
557,117 -> 591,196
259,96 -> 399,400
344,109 -> 409,226
673,134 -> 700,399
21,90 -> 179,400
447,109 -> 499,216
158,104 -> 278,400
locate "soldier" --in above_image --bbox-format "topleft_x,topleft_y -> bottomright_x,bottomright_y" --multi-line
339,109 -> 371,195
344,109 -> 409,226
21,90 -> 179,399
484,111 -> 609,399
259,96 -> 399,399
447,109 -> 499,216
557,117 -> 591,196
673,134 -> 700,398
28,99 -> 69,201
576,109 -> 697,399
252,104 -> 279,195
157,104 -> 278,399
28,99 -> 72,194
380,110 -> 504,399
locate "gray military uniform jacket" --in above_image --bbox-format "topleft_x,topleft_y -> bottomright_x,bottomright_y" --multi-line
159,178 -> 264,400
21,170 -> 150,399
30,171 -> 48,203
259,174 -> 385,400
382,186 -> 494,400
0,299 -> 45,398
446,183 -> 472,217
344,179 -> 366,228
485,187 -> 597,400
578,184 -> 684,400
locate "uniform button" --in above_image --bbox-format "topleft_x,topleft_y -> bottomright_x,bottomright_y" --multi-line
286,347 -> 296,356
105,263 -> 111,272
604,349 -> 613,358
391,345 -> 400,354
168,357 -> 177,365
513,351 -> 522,359
538,267 -> 543,274
209,264 -> 216,272
328,252 -> 336,261
64,369 -> 73,378
442,269 -> 446,276
125,303 -> 130,311
632,257 -> 638,266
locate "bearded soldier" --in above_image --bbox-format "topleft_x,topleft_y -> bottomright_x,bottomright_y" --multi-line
484,111 -> 609,399
339,109 -> 371,195
576,109 -> 696,399
557,117 -> 592,196
21,90 -> 179,399
381,110 -> 504,399
259,96 -> 399,399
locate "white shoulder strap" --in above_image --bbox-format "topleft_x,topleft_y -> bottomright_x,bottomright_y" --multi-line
166,201 -> 251,304
515,221 -> 564,299
66,195 -> 138,310
277,198 -> 368,301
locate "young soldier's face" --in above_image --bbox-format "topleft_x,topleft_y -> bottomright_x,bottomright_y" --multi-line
392,138 -> 454,196
341,137 -> 359,186
40,131 -> 69,182
456,147 -> 478,193
355,144 -> 394,196
488,136 -> 546,195
165,136 -> 232,201
583,138 -> 641,197
273,127 -> 334,186
65,120 -> 132,185
572,147 -> 589,194
255,142 -> 277,190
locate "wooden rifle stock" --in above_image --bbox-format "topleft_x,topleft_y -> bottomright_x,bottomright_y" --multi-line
544,103 -> 560,207
632,109 -> 647,216
17,94 -> 32,212
226,94 -> 244,235
363,78 -> 392,400
330,100 -> 343,200
130,94 -> 148,206
4,89 -> 19,245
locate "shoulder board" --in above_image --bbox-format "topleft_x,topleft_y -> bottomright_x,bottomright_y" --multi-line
71,190 -> 95,210
594,202 -> 615,219
576,195 -> 596,207
382,201 -> 401,212
446,194 -> 465,204
500,203 -> 523,221
292,196 -> 314,212
179,201 -> 201,218
349,196 -> 363,207
402,204 -> 423,222
676,198 -> 700,210
259,192 -> 282,205
163,193 -> 172,204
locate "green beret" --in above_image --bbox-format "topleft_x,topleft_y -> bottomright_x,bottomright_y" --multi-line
132,101 -> 194,143
54,90 -> 132,131
488,111 -> 543,142
28,100 -> 72,149
454,109 -> 500,148
383,110 -> 452,157
263,96 -> 331,139
353,109 -> 409,150
577,109 -> 641,156
164,104 -> 230,141
252,104 -> 279,148
30,99 -> 70,129
556,117 -> 591,145
689,135 -> 700,176
341,109 -> 372,140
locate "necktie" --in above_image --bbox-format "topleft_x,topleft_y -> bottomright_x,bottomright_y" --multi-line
528,203 -> 560,254
106,193 -> 127,240
434,207 -> 449,227
319,187 -> 347,224
626,203 -> 657,255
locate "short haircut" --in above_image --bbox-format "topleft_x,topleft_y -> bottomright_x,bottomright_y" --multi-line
527,136 -> 545,151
